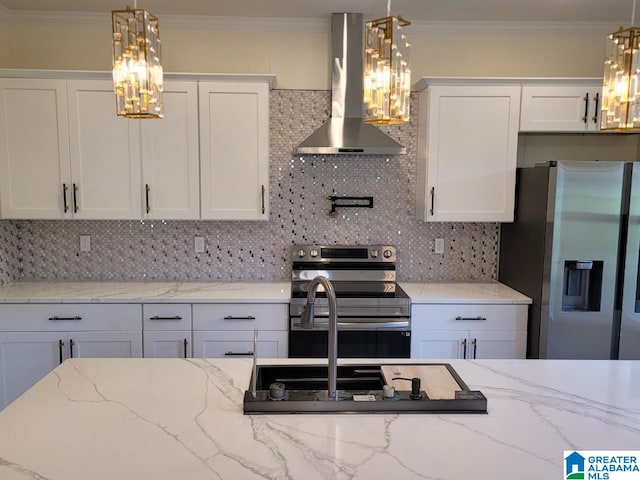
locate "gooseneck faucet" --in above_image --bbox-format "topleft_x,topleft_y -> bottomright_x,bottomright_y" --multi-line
300,275 -> 338,399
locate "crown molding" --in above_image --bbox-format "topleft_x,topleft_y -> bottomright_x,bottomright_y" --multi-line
0,9 -> 622,35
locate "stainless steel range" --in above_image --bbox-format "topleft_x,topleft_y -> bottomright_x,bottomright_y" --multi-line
288,245 -> 411,358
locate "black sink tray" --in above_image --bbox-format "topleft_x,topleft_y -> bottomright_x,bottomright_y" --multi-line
243,363 -> 487,415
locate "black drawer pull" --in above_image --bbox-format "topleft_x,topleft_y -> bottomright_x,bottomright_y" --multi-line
223,316 -> 256,320
455,316 -> 487,321
49,316 -> 82,321
224,351 -> 254,356
149,316 -> 183,321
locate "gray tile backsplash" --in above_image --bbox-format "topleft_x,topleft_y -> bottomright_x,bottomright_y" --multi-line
0,90 -> 498,284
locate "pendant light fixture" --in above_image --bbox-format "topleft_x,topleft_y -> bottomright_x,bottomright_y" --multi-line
364,0 -> 411,125
112,1 -> 163,118
601,0 -> 640,130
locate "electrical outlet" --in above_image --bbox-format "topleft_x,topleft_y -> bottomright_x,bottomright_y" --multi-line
194,236 -> 205,253
434,238 -> 445,255
79,235 -> 91,252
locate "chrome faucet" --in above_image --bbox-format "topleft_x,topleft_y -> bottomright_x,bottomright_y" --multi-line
300,275 -> 338,399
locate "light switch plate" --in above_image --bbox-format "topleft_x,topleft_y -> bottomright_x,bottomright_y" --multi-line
194,236 -> 205,253
434,238 -> 445,255
79,235 -> 91,252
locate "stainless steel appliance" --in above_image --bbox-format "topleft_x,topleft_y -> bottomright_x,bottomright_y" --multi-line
288,245 -> 411,358
499,160 -> 640,359
295,13 -> 406,155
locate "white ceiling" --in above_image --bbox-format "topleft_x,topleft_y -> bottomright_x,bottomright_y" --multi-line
0,0 -> 636,24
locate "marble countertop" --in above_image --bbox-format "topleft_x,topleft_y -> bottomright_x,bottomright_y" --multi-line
0,357 -> 637,480
0,281 -> 291,303
401,281 -> 532,304
0,281 -> 531,304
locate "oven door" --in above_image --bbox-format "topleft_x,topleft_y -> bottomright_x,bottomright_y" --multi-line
289,318 -> 411,358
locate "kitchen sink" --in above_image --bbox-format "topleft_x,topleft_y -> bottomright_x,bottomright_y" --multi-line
243,363 -> 487,414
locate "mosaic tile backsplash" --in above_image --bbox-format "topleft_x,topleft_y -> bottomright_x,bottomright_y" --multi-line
0,90 -> 498,284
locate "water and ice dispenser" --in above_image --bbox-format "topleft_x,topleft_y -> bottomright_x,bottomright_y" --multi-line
561,260 -> 603,312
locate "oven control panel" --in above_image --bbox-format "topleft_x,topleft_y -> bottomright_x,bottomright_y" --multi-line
292,245 -> 396,262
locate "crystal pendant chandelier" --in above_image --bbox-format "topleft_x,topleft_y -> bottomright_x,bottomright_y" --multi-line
112,2 -> 163,118
601,0 -> 640,130
364,0 -> 411,125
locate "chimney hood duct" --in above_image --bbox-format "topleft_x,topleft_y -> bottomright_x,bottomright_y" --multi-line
295,13 -> 406,155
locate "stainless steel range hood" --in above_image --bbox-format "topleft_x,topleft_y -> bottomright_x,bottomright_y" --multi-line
296,13 -> 406,155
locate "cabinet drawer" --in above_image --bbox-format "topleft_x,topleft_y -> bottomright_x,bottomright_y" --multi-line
193,330 -> 287,358
0,304 -> 142,331
143,304 -> 192,330
412,304 -> 527,331
192,304 -> 287,330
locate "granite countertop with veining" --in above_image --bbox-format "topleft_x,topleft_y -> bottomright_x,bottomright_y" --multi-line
0,357 -> 637,480
0,281 -> 530,304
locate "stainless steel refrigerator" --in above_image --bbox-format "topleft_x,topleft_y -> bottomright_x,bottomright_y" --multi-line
499,160 -> 640,359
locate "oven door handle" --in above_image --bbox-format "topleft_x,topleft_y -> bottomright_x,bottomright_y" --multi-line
291,320 -> 410,330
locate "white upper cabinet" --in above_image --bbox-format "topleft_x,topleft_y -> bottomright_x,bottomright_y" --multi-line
0,79 -> 71,219
198,81 -> 270,220
67,80 -> 141,220
520,81 -> 602,132
141,81 -> 200,220
416,82 -> 521,222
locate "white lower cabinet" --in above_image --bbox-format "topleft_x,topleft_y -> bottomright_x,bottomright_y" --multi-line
411,304 -> 527,359
142,304 -> 192,358
0,304 -> 142,409
192,303 -> 288,358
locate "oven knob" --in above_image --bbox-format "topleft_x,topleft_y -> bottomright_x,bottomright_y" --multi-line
383,249 -> 393,259
310,249 -> 319,257
297,249 -> 306,258
370,249 -> 378,258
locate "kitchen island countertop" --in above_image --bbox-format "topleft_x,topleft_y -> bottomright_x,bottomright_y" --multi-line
0,357 -> 636,480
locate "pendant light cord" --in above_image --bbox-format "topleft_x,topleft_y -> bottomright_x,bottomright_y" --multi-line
632,0 -> 636,27
387,0 -> 391,17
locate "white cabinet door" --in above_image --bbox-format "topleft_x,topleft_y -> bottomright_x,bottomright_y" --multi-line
144,331 -> 191,358
141,81 -> 200,219
193,330 -> 287,358
469,330 -> 527,359
0,79 -> 71,219
411,330 -> 464,359
0,332 -> 63,409
520,85 -> 602,132
67,79 -> 141,219
198,81 -> 269,220
70,331 -> 142,358
417,85 -> 520,222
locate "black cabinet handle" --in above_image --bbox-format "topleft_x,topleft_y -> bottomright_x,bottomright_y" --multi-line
455,316 -> 487,321
223,316 -> 256,320
145,184 -> 151,214
582,92 -> 589,123
58,339 -> 65,364
472,338 -> 478,359
62,183 -> 69,213
183,338 -> 188,358
429,187 -> 435,216
69,339 -> 75,358
48,316 -> 82,321
261,184 -> 265,214
224,351 -> 254,356
72,183 -> 78,213
461,338 -> 467,359
149,316 -> 182,321
592,92 -> 600,124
